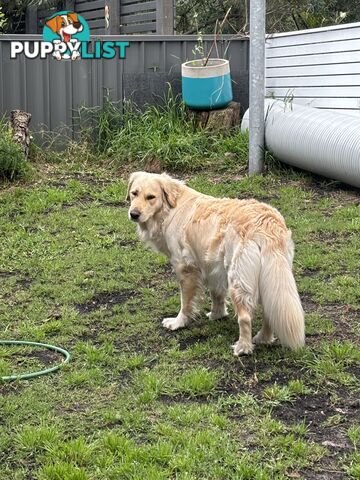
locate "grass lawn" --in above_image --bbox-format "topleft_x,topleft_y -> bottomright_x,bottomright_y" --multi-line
0,160 -> 359,480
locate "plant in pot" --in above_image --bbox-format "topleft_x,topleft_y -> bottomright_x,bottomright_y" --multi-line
182,9 -> 233,111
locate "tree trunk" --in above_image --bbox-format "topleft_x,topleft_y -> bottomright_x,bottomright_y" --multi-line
188,101 -> 241,132
10,110 -> 32,159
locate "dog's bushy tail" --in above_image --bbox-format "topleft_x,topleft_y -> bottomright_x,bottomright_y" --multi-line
260,250 -> 305,349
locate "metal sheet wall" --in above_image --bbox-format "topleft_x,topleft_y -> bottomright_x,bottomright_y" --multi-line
0,35 -> 249,137
266,22 -> 360,117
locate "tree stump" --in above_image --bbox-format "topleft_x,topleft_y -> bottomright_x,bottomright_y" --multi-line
10,110 -> 32,159
188,101 -> 241,132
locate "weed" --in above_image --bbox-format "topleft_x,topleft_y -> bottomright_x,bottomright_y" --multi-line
349,426 -> 360,450
0,117 -> 28,180
174,367 -> 218,397
77,89 -> 249,172
263,383 -> 295,406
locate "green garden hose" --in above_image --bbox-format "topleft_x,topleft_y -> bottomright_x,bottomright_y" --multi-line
0,340 -> 70,381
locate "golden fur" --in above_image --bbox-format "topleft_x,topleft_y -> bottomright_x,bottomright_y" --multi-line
126,172 -> 305,355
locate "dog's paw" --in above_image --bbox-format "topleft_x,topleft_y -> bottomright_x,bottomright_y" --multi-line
71,51 -> 80,60
252,330 -> 276,345
232,340 -> 253,356
206,307 -> 228,320
162,316 -> 187,331
52,50 -> 62,61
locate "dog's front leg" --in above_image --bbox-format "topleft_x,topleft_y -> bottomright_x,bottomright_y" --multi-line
162,264 -> 200,331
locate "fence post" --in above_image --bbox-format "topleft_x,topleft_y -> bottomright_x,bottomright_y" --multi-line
156,0 -> 174,35
249,0 -> 266,175
25,5 -> 38,34
105,0 -> 120,34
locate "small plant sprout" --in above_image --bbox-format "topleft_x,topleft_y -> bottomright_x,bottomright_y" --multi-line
191,11 -> 205,62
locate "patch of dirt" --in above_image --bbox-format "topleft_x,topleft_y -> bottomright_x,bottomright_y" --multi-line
0,270 -> 20,278
78,330 -> 101,343
59,195 -> 93,210
275,393 -> 358,435
0,349 -> 61,396
0,271 -> 32,289
143,263 -> 176,291
50,197 -> 127,212
301,293 -> 359,342
218,349 -> 304,396
0,382 -> 25,397
157,263 -> 174,275
76,290 -> 136,314
178,334 -> 210,351
54,173 -> 113,187
300,468 -> 345,480
301,267 -> 321,277
237,194 -> 281,203
144,157 -> 162,173
57,401 -> 87,416
16,277 -> 33,289
274,392 -> 359,479
159,393 -> 209,404
275,168 -> 360,204
14,348 -> 60,366
119,240 -> 138,247
303,179 -> 360,205
100,200 -> 127,208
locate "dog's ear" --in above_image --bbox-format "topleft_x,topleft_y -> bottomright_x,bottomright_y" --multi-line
126,172 -> 141,201
68,12 -> 83,30
160,174 -> 180,208
45,15 -> 62,33
68,12 -> 78,22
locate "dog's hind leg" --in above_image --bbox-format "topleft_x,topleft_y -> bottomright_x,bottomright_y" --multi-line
228,242 -> 261,355
253,314 -> 276,345
162,264 -> 201,331
207,291 -> 228,320
229,291 -> 254,355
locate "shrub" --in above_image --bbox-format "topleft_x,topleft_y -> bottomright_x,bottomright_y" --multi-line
0,119 -> 27,180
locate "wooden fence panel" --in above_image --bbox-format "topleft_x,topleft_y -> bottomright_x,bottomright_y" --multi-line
25,0 -> 173,34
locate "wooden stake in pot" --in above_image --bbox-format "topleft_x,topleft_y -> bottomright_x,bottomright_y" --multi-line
10,110 -> 32,159
203,7 -> 232,67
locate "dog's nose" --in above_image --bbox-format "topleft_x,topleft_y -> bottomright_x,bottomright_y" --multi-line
130,209 -> 141,220
73,22 -> 81,28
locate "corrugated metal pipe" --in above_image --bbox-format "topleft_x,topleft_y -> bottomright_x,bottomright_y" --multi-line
241,99 -> 360,188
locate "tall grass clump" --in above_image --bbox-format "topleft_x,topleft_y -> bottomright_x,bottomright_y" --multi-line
0,118 -> 27,180
79,88 -> 249,172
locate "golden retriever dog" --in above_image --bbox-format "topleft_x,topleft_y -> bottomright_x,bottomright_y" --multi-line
126,172 -> 305,355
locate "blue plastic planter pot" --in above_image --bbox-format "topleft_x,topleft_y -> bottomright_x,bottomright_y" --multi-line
182,58 -> 233,110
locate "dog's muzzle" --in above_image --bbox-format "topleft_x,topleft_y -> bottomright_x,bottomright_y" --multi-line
130,209 -> 141,221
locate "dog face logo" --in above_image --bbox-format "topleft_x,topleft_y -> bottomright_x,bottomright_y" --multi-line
43,11 -> 89,60
46,13 -> 83,43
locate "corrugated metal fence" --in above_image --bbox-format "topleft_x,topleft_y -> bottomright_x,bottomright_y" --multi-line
266,22 -> 360,117
0,35 -> 249,137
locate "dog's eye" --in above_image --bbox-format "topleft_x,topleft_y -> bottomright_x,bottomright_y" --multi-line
131,191 -> 138,197
61,21 -> 66,26
146,195 -> 156,200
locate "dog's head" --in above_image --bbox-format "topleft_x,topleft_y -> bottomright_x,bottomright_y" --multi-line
45,13 -> 83,42
126,172 -> 181,224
